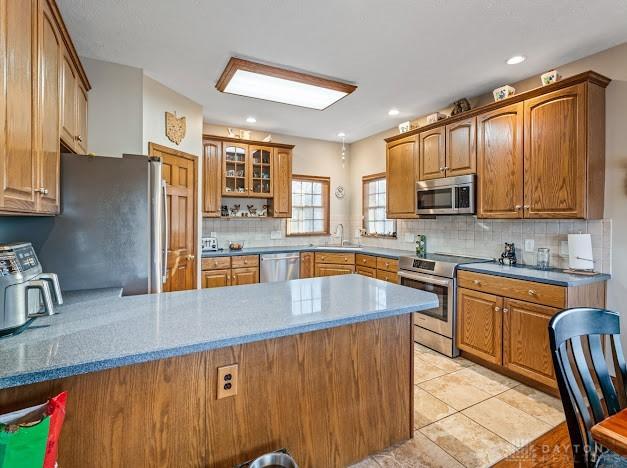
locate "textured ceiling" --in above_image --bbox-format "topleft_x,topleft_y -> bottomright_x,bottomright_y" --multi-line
59,0 -> 627,142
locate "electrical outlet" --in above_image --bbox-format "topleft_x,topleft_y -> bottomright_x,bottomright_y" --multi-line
524,239 -> 535,252
270,230 -> 282,240
217,364 -> 238,399
210,231 -> 217,238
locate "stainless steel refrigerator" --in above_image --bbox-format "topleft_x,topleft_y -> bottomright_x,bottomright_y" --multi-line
5,154 -> 167,295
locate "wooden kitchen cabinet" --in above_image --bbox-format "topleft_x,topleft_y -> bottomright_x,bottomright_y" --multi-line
457,288 -> 503,365
202,269 -> 231,288
445,117 -> 476,177
0,0 -> 89,215
523,83 -> 595,219
503,298 -> 559,388
386,135 -> 417,218
60,46 -> 88,153
376,269 -> 398,284
356,266 -> 376,278
300,252 -> 315,278
418,126 -> 446,180
249,145 -> 273,198
315,264 -> 355,277
202,140 -> 222,217
222,143 -> 249,195
75,82 -> 88,153
231,267 -> 259,286
477,103 -> 524,219
270,147 -> 292,218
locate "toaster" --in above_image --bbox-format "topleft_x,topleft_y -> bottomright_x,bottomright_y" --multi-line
201,237 -> 218,252
0,242 -> 63,336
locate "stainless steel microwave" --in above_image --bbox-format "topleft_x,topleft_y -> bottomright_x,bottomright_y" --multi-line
416,174 -> 475,215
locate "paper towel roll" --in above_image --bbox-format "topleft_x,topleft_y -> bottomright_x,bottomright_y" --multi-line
568,234 -> 594,270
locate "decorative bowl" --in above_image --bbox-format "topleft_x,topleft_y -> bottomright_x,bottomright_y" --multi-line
228,241 -> 245,251
541,70 -> 560,86
493,85 -> 516,102
426,112 -> 446,124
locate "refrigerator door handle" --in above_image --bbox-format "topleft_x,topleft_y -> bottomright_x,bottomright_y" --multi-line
162,180 -> 169,285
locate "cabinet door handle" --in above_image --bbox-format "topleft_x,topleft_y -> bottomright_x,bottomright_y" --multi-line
444,166 -> 450,170
524,205 -> 530,210
528,289 -> 537,296
35,187 -> 49,195
494,306 -> 501,312
503,308 -> 509,313
473,279 -> 481,285
76,135 -> 82,142
515,205 -> 522,210
439,167 -> 445,172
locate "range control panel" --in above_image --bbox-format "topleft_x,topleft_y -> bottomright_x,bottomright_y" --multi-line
412,258 -> 436,271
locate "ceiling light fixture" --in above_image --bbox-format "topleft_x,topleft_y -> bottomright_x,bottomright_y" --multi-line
388,108 -> 400,116
506,55 -> 526,65
337,132 -> 346,138
216,57 -> 357,110
246,116 -> 257,123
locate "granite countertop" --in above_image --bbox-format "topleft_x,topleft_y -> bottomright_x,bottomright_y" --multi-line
458,262 -> 611,286
0,275 -> 438,389
201,245 -> 415,259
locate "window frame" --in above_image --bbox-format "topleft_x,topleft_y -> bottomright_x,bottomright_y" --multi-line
362,173 -> 397,238
286,174 -> 330,237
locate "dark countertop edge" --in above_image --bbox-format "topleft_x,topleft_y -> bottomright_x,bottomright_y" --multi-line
202,246 -> 410,260
458,264 -> 611,286
0,301 -> 436,390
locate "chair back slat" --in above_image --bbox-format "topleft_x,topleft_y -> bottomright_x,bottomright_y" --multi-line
549,308 -> 627,467
588,334 -> 621,414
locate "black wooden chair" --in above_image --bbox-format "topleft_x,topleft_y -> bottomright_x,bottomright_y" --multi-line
549,307 -> 627,467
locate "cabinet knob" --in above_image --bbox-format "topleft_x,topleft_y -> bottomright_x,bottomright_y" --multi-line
76,135 -> 82,142
188,254 -> 195,261
515,205 -> 522,210
528,289 -> 537,296
503,308 -> 509,313
362,259 -> 366,263
439,167 -> 445,172
444,166 -> 450,170
344,257 -> 348,261
473,279 -> 481,285
35,187 -> 49,195
524,205 -> 530,210
494,306 -> 501,312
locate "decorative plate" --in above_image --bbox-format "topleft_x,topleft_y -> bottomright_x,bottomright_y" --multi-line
335,185 -> 345,199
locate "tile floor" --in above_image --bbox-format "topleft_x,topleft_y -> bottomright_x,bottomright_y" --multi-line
351,344 -> 565,468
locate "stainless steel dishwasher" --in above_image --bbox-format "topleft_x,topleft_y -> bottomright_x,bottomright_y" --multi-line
260,253 -> 300,282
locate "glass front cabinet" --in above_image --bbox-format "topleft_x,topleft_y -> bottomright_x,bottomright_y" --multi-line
222,144 -> 273,197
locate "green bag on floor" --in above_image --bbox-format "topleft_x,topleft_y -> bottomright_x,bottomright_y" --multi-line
0,404 -> 51,468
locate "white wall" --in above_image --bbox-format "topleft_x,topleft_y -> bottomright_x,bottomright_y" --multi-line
202,124 -> 351,246
142,75 -> 203,157
82,57 -> 143,156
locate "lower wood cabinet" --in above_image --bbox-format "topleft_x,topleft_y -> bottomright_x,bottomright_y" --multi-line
457,288 -> 503,365
355,254 -> 399,283
457,270 -> 607,392
356,266 -> 376,278
376,270 -> 398,284
315,264 -> 355,277
300,252 -> 314,278
201,256 -> 259,288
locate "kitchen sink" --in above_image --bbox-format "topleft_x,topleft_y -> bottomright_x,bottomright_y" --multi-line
316,245 -> 363,251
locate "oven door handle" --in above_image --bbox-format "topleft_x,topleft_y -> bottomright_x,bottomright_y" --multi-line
398,270 -> 452,287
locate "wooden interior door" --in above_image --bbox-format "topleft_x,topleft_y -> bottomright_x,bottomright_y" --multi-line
503,298 -> 558,388
0,0 -> 38,212
202,140 -> 221,217
418,127 -> 446,180
476,103 -> 524,218
445,117 -> 476,177
524,83 -> 586,218
37,0 -> 62,213
456,287 -> 503,365
149,143 -> 197,292
386,136 -> 416,218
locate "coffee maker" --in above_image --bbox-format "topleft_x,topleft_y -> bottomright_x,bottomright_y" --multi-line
0,242 -> 63,336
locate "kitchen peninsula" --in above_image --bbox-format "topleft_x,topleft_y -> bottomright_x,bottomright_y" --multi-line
0,275 -> 437,467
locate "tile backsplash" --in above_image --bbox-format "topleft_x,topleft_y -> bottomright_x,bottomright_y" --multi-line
350,216 -> 612,274
203,215 -> 612,274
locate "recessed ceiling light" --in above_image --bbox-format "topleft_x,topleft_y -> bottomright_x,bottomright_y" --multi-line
246,116 -> 257,123
388,108 -> 400,116
216,57 -> 357,110
337,132 -> 346,138
506,55 -> 526,65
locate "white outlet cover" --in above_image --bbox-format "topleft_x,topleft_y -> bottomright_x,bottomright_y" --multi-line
524,239 -> 535,252
210,231 -> 217,238
270,230 -> 282,240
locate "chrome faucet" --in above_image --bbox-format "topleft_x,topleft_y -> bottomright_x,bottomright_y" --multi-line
335,223 -> 345,246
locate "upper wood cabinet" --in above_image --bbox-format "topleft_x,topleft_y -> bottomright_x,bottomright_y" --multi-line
477,103 -> 524,218
418,127 -> 445,180
0,0 -> 89,215
270,147 -> 292,218
386,135 -> 417,218
445,117 -> 476,177
202,140 -> 222,217
60,48 -> 88,153
202,135 -> 293,218
523,83 -> 588,218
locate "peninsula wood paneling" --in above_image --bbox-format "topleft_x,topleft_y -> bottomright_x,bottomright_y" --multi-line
0,316 -> 413,468
476,102 -> 524,219
386,135 -> 417,218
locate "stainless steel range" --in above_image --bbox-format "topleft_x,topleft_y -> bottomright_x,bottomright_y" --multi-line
398,253 -> 491,357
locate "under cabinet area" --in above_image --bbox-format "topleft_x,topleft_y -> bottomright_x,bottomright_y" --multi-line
384,71 -> 609,220
456,270 -> 606,393
202,135 -> 293,218
0,0 -> 89,215
201,255 -> 259,288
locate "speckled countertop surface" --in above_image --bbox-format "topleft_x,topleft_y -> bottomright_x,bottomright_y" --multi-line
0,275 -> 437,390
458,262 -> 610,286
201,245 -> 415,259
